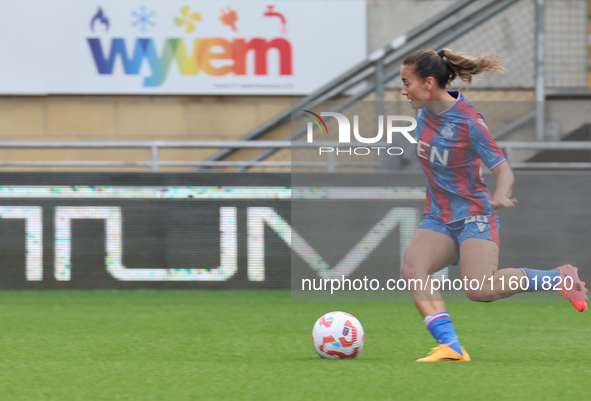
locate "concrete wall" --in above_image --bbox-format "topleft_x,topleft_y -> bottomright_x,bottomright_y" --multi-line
0,95 -> 296,171
366,0 -> 455,54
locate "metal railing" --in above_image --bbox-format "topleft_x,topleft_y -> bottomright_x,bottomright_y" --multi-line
194,0 -> 525,172
1,140 -> 589,172
498,141 -> 591,169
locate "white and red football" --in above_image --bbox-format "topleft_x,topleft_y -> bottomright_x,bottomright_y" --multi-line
312,311 -> 365,359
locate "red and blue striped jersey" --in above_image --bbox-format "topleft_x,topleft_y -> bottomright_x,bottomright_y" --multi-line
414,91 -> 506,223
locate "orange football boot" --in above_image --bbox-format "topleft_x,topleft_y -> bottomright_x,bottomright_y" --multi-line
416,342 -> 471,362
552,264 -> 588,312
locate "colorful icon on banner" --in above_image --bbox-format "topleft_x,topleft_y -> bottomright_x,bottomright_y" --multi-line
174,5 -> 202,33
132,6 -> 155,32
90,7 -> 110,32
263,5 -> 286,34
220,6 -> 238,32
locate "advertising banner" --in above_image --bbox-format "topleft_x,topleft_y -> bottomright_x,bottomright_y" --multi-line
0,172 -> 589,293
0,172 -> 293,289
0,0 -> 366,95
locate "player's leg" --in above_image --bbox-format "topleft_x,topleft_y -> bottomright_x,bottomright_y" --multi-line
402,228 -> 457,318
461,240 -> 588,309
459,237 -> 522,301
403,227 -> 470,361
458,215 -> 588,310
459,213 -> 556,301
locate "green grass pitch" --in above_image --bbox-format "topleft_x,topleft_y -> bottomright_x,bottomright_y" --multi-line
0,290 -> 589,400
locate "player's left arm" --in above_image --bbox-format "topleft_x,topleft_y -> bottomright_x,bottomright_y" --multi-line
469,116 -> 517,210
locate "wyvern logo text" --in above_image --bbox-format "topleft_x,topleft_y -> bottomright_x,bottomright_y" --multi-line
88,37 -> 293,87
303,111 -> 417,156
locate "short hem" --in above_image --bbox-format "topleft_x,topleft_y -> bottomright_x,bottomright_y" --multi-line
417,213 -> 500,266
457,236 -> 500,249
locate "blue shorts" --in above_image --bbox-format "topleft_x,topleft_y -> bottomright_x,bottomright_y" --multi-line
417,213 -> 500,264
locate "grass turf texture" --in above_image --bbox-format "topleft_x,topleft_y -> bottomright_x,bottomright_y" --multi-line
0,291 -> 588,400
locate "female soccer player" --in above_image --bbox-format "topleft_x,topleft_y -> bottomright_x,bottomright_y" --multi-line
400,48 -> 588,362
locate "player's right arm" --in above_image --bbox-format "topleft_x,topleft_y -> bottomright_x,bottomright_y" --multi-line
468,115 -> 516,210
489,161 -> 517,210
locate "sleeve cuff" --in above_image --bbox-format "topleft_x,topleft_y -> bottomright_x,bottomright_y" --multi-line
488,157 -> 506,170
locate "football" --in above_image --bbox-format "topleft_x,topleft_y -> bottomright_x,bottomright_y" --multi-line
312,311 -> 365,359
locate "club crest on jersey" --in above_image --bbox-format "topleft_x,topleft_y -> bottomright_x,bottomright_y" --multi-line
441,123 -> 455,138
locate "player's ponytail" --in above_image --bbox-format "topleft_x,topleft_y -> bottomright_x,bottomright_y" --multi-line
403,48 -> 506,88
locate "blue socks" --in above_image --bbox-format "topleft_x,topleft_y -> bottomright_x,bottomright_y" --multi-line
425,312 -> 463,355
519,268 -> 560,292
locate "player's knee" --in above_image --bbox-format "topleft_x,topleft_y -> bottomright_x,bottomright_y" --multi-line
401,264 -> 414,281
401,258 -> 427,281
